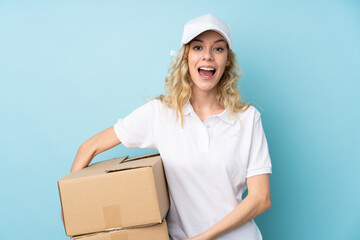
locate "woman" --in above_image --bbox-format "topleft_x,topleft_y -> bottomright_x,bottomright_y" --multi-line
70,14 -> 272,240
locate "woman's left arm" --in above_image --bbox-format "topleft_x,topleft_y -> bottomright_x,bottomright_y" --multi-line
185,174 -> 271,240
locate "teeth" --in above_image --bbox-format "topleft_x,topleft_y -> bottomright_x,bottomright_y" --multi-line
199,67 -> 215,71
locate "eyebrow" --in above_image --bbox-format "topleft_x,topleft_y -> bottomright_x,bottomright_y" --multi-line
214,39 -> 226,43
192,39 -> 226,44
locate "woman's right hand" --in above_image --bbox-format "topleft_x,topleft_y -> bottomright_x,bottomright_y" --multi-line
70,127 -> 121,172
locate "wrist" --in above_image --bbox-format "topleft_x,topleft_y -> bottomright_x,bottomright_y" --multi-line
196,231 -> 212,240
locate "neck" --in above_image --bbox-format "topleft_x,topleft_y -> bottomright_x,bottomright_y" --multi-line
190,87 -> 224,122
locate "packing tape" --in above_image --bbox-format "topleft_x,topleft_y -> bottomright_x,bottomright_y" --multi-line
103,205 -> 122,229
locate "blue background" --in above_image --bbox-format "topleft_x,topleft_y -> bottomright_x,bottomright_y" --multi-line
1,0 -> 359,239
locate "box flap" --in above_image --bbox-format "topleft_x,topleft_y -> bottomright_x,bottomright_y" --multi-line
106,153 -> 160,173
124,153 -> 160,162
60,156 -> 128,182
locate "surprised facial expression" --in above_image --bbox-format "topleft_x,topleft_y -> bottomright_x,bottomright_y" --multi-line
187,30 -> 229,95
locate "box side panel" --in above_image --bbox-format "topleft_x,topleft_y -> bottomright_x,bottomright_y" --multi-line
61,167 -> 164,236
126,167 -> 163,224
58,181 -> 68,235
152,159 -> 170,218
60,175 -> 108,236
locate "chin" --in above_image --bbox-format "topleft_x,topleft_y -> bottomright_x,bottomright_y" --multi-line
194,83 -> 218,92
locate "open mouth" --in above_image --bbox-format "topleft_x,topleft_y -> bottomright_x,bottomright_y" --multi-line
198,67 -> 216,79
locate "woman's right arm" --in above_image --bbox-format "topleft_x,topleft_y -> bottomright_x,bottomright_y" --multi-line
70,127 -> 121,172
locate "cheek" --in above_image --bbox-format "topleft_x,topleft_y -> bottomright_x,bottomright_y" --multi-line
187,57 -> 198,75
188,65 -> 198,80
187,56 -> 195,68
216,59 -> 228,78
187,51 -> 201,66
219,56 -> 229,71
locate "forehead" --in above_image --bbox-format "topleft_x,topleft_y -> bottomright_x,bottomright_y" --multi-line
191,30 -> 226,43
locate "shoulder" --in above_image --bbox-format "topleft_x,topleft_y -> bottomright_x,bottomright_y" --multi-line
236,105 -> 261,120
148,98 -> 162,107
124,99 -> 163,118
146,99 -> 176,118
148,99 -> 169,111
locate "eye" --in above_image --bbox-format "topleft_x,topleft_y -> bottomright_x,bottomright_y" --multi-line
214,47 -> 224,52
193,46 -> 202,51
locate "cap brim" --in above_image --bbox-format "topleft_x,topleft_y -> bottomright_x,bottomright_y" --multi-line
181,28 -> 232,49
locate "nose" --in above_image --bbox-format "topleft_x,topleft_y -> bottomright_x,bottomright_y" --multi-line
202,48 -> 213,61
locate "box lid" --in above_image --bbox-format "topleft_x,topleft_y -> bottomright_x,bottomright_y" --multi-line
106,153 -> 161,172
60,153 -> 161,182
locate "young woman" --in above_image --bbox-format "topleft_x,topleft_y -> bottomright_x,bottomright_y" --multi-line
70,14 -> 272,240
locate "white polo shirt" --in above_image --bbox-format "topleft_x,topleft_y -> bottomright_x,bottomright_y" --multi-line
114,99 -> 272,240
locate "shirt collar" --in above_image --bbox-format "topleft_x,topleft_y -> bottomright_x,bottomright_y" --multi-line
183,102 -> 195,116
217,109 -> 238,125
183,103 -> 237,125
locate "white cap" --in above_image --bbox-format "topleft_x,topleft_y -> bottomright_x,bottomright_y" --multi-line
181,14 -> 232,49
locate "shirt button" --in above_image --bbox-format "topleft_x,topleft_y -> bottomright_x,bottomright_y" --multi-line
206,124 -> 211,128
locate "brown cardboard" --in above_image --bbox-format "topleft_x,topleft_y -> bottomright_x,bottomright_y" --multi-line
58,153 -> 169,237
71,221 -> 169,240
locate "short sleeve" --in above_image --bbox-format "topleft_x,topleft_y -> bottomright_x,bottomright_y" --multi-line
246,110 -> 272,178
113,101 -> 156,149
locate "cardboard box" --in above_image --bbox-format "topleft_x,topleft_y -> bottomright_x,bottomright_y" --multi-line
58,153 -> 169,236
71,221 -> 169,240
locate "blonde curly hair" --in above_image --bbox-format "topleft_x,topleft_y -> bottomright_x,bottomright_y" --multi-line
157,44 -> 250,126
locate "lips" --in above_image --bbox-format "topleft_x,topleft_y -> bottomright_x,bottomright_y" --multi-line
198,66 -> 216,79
